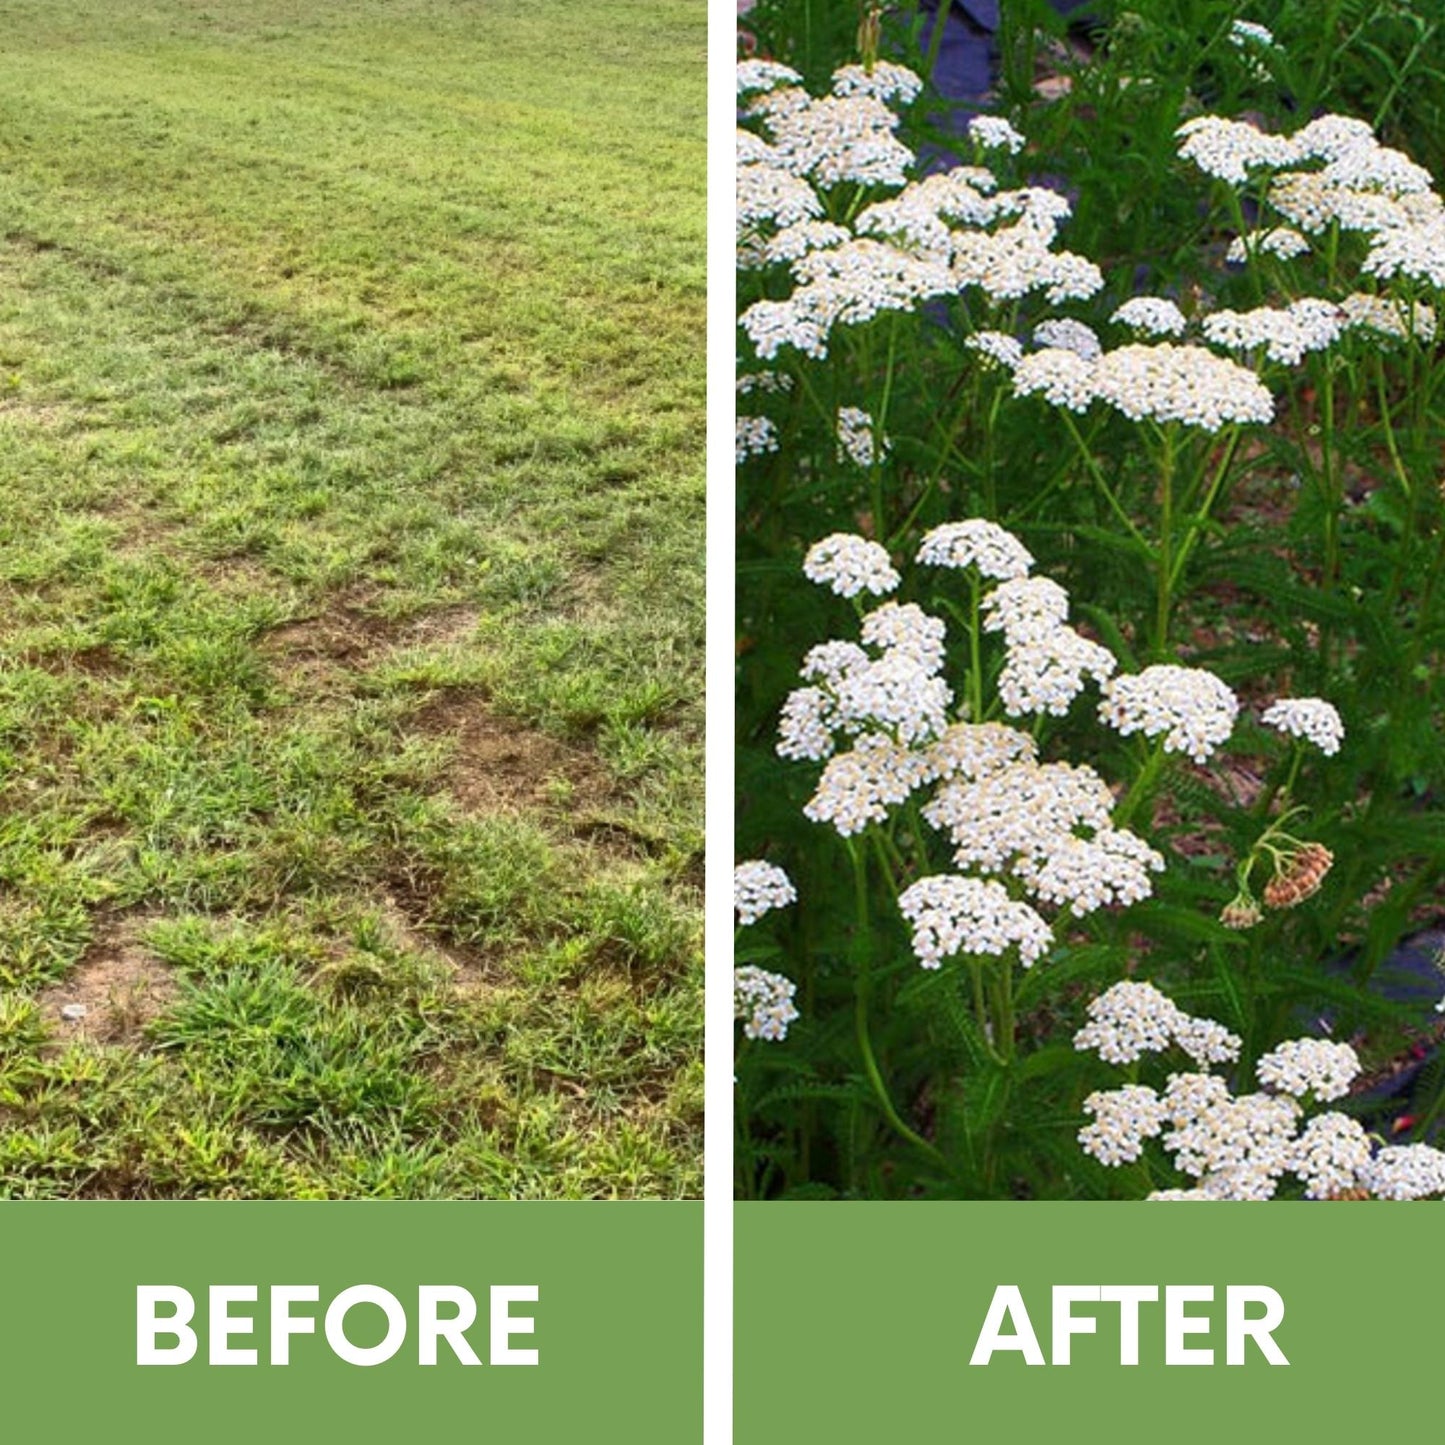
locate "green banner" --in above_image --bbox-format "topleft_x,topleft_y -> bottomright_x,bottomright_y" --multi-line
736,1202 -> 1432,1438
0,1203 -> 700,1441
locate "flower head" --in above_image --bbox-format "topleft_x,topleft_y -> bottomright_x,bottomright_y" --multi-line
802,533 -> 900,598
1099,664 -> 1240,763
916,519 -> 1033,579
897,874 -> 1052,968
734,965 -> 800,1041
734,861 -> 798,926
1260,697 -> 1344,755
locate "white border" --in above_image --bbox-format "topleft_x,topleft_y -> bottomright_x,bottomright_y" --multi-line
702,2 -> 735,1442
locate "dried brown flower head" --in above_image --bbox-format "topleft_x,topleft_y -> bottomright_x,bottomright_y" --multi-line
1220,897 -> 1264,930
1263,841 -> 1334,909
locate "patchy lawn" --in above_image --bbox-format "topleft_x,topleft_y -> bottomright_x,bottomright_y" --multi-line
0,0 -> 704,1197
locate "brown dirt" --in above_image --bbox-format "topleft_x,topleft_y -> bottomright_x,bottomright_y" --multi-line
260,599 -> 478,690
36,915 -> 178,1047
411,689 -> 614,819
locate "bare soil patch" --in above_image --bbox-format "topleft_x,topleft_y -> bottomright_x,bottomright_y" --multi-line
412,689 -> 613,818
261,600 -> 479,691
36,915 -> 177,1047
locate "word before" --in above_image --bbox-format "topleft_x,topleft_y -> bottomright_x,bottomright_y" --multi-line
136,1285 -> 539,1367
969,1284 -> 1288,1366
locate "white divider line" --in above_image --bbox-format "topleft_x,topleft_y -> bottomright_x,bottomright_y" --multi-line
703,1 -> 736,1442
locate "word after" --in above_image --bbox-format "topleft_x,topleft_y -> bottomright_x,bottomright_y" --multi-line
137,1284 -> 540,1367
969,1284 -> 1288,1366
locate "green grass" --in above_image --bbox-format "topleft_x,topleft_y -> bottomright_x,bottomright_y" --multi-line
0,0 -> 704,1197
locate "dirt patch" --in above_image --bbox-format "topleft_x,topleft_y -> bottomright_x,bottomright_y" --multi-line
36,916 -> 177,1047
261,600 -> 479,691
412,690 -> 613,818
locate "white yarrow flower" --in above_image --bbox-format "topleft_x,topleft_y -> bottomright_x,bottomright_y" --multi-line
831,61 -> 923,107
734,965 -> 801,1042
1260,697 -> 1344,755
734,861 -> 798,926
836,406 -> 889,467
736,415 -> 780,465
916,519 -> 1033,579
802,533 -> 900,598
897,874 -> 1053,968
1112,297 -> 1188,337
736,59 -> 804,95
1034,318 -> 1103,361
1255,1038 -> 1360,1102
1099,664 -> 1240,763
968,115 -> 1026,155
1358,1144 -> 1445,1201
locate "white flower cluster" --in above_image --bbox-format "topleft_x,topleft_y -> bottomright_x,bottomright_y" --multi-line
1078,980 -> 1445,1201
897,874 -> 1052,968
1073,980 -> 1242,1066
922,721 -> 1037,784
767,92 -> 913,190
1260,696 -> 1344,755
736,370 -> 794,396
1226,226 -> 1309,262
916,518 -> 1034,579
966,329 -> 1025,370
781,603 -> 954,761
763,218 -> 851,265
803,734 -> 930,835
1033,318 -> 1102,360
1229,19 -> 1277,50
1201,298 -> 1345,366
836,406 -> 889,467
1180,110 -> 1445,294
782,523 -> 1168,930
736,59 -> 803,95
737,62 -> 1102,359
967,115 -> 1026,155
1177,115 -> 1298,186
734,965 -> 801,1042
1079,1084 -> 1166,1166
1111,297 -> 1187,337
737,160 -> 822,236
1339,292 -> 1437,345
802,532 -> 900,599
779,585 -> 956,833
1012,346 -> 1096,412
1359,1144 -> 1445,1201
734,860 -> 798,925
1290,1113 -> 1373,1199
831,61 -> 923,107
926,759 -> 1114,871
1160,1081 -> 1300,1198
741,240 -> 956,359
1255,1038 -> 1360,1101
860,602 -> 947,670
1091,343 -> 1276,429
736,415 -> 780,465
1099,664 -> 1240,763
1016,342 -> 1275,431
925,759 -> 1163,917
979,577 -> 1117,718
1228,20 -> 1277,82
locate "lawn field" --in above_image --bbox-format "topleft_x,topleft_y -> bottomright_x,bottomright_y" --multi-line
0,0 -> 705,1197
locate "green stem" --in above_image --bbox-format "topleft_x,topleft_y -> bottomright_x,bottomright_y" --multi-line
968,572 -> 985,723
1059,408 -> 1151,552
848,841 -> 945,1165
1154,426 -> 1176,657
1169,427 -> 1241,595
1114,741 -> 1167,831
